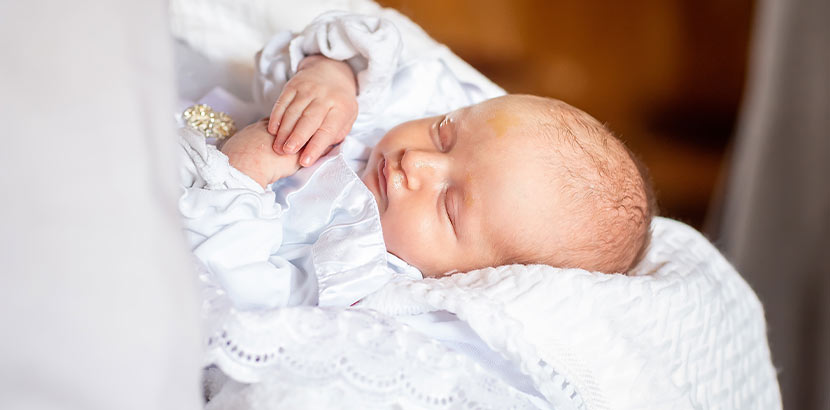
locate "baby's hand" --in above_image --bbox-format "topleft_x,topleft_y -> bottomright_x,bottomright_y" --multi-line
221,119 -> 301,188
269,55 -> 358,167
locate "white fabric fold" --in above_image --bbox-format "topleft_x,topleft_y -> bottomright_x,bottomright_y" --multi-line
271,140 -> 392,307
178,127 -> 308,310
178,128 -> 394,310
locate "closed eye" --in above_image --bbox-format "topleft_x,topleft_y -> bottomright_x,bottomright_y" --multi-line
433,116 -> 456,153
441,186 -> 457,235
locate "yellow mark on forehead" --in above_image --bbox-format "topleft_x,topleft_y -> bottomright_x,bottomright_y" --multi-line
486,111 -> 520,138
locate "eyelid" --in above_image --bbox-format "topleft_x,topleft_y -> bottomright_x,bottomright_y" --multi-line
431,117 -> 444,151
435,116 -> 456,153
442,186 -> 457,235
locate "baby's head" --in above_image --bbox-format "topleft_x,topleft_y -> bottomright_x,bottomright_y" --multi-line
360,95 -> 655,277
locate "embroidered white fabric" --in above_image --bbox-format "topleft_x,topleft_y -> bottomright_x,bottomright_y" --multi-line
201,306 -> 549,409
196,243 -> 554,409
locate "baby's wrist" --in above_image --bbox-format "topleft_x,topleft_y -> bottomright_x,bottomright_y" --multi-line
297,55 -> 357,95
297,54 -> 329,71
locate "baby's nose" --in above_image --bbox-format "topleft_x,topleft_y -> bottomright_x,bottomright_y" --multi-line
400,150 -> 448,190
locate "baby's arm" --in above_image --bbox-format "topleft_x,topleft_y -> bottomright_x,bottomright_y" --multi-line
268,55 -> 358,167
220,118 -> 301,188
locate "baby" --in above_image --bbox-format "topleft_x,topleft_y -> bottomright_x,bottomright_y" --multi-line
221,53 -> 655,277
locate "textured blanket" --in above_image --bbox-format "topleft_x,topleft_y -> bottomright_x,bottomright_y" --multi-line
359,217 -> 782,409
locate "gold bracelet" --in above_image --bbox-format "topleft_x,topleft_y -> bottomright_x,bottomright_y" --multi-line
182,104 -> 237,140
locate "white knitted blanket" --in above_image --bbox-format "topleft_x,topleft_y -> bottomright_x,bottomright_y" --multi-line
358,217 -> 782,410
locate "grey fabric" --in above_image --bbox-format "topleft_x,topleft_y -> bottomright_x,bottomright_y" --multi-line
713,0 -> 829,408
0,1 -> 202,409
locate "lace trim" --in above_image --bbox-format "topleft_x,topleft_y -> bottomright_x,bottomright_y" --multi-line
203,306 -> 550,409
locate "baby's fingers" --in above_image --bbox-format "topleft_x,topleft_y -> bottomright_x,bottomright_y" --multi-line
282,101 -> 329,155
273,95 -> 315,153
298,135 -> 332,167
269,89 -> 296,135
298,108 -> 354,166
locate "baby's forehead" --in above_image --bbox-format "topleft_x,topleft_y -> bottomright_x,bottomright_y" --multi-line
460,96 -> 587,139
451,94 -> 621,179
454,102 -> 534,141
458,106 -> 568,161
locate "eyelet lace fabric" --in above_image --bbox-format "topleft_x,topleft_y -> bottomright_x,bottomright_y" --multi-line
199,259 -> 550,409
203,306 -> 549,409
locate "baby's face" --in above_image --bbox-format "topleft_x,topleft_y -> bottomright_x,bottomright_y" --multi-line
361,97 -> 567,277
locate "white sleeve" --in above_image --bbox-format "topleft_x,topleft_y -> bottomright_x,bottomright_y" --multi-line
252,11 -> 506,146
253,11 -> 402,119
177,127 -> 316,310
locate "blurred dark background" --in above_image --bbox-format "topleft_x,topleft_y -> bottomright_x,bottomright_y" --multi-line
379,0 -> 755,229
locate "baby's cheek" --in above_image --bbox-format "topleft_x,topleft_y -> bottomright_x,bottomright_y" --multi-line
381,222 -> 413,261
382,219 -> 446,277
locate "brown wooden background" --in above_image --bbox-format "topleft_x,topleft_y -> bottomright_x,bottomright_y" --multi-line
378,0 -> 755,229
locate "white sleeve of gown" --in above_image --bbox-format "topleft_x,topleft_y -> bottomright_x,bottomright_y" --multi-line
252,11 -> 506,153
177,127 -> 315,310
252,11 -> 401,119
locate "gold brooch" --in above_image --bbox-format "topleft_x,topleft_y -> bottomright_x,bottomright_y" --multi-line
182,104 -> 237,140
